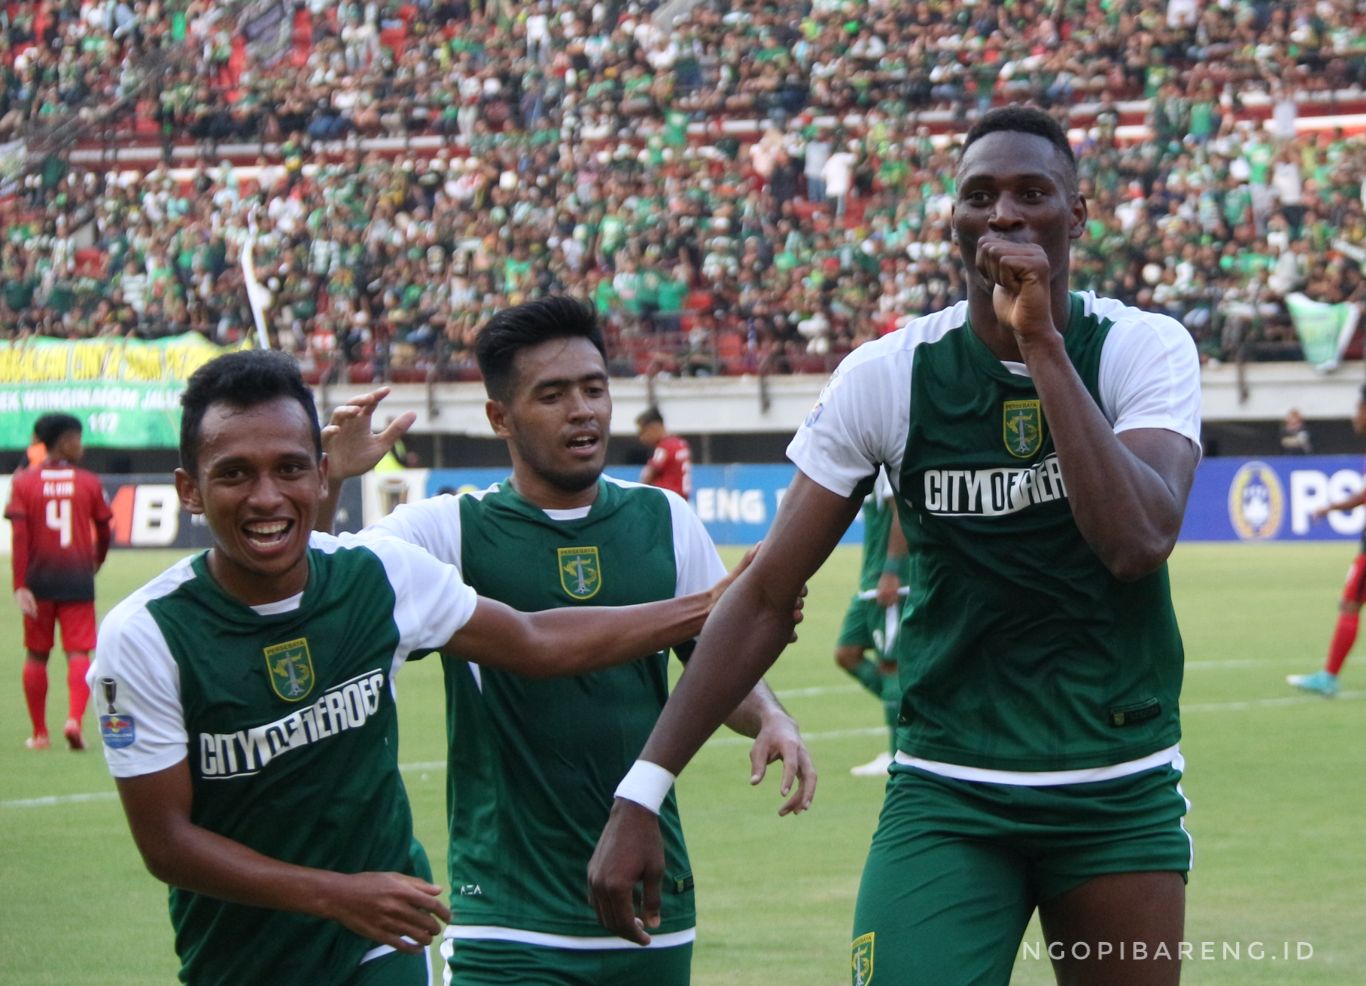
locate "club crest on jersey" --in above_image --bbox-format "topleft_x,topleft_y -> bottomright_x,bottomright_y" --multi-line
264,638 -> 316,702
557,546 -> 602,600
851,932 -> 875,985
1003,399 -> 1045,459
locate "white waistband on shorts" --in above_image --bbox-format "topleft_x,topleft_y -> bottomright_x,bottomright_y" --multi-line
443,925 -> 696,950
893,744 -> 1183,786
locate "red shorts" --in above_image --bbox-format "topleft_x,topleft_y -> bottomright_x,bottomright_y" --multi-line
23,599 -> 97,654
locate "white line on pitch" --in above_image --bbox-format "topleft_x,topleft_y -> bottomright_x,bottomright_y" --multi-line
1,790 -> 118,809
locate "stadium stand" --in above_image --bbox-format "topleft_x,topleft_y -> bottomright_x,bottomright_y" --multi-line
3,0 -> 1366,383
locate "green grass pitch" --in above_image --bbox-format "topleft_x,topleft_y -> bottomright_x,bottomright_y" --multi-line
2,543 -> 1364,984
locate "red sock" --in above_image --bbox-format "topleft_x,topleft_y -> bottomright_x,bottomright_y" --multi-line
23,659 -> 49,737
1327,612 -> 1358,676
67,654 -> 91,721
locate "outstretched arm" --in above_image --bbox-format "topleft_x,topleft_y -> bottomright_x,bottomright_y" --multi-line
588,472 -> 860,943
445,546 -> 774,678
115,761 -> 450,952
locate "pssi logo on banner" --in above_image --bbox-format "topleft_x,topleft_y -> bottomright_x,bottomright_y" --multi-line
1228,462 -> 1285,540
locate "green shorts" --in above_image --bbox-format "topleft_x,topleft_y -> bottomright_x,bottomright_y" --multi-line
850,763 -> 1191,985
441,937 -> 692,986
344,946 -> 432,986
837,595 -> 899,661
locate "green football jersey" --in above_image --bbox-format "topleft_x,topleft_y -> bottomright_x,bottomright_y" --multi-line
857,470 -> 910,593
93,534 -> 477,985
373,478 -> 724,945
790,292 -> 1202,774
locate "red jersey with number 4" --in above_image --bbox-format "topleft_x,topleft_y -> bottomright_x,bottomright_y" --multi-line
6,461 -> 111,601
647,435 -> 693,500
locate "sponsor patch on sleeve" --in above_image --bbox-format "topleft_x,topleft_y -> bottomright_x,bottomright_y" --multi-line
99,714 -> 137,748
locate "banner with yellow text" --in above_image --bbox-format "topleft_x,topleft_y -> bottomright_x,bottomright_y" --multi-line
0,334 -> 232,448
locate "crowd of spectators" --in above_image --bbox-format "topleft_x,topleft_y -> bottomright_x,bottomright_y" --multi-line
4,0 -> 1366,381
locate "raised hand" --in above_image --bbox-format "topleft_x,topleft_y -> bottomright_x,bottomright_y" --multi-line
321,387 -> 417,481
975,238 -> 1056,344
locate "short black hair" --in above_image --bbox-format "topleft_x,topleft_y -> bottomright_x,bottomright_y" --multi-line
180,349 -> 320,476
636,406 -> 664,428
33,413 -> 82,449
962,105 -> 1077,189
475,296 -> 607,402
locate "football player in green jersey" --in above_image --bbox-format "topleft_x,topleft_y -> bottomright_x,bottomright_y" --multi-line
93,350 -> 755,986
833,468 -> 908,777
321,296 -> 814,986
589,106 -> 1202,986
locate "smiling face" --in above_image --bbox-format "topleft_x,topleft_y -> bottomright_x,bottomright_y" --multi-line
486,336 -> 611,509
951,129 -> 1086,298
175,396 -> 328,606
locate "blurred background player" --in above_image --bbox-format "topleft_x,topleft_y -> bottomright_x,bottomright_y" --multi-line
1288,386 -> 1366,697
1278,408 -> 1312,455
834,467 -> 909,776
6,413 -> 111,750
636,406 -> 693,501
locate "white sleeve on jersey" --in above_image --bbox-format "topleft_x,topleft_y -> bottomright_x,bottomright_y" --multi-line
665,489 -> 726,595
1097,310 -> 1203,452
335,533 -> 479,656
90,602 -> 189,779
366,491 -> 471,569
787,332 -> 916,499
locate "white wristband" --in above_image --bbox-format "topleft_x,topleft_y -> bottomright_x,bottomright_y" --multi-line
614,760 -> 676,815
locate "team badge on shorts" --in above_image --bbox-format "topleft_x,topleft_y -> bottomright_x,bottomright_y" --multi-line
264,638 -> 316,702
851,932 -> 875,985
1003,399 -> 1045,458
557,546 -> 602,600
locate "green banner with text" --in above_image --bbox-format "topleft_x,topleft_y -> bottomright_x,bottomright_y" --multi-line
0,334 -> 236,448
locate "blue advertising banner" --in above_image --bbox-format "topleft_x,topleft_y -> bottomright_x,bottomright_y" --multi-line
1183,454 -> 1364,542
424,464 -> 868,547
430,456 -> 1366,546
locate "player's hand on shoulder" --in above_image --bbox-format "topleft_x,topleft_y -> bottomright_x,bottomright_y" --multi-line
748,711 -> 817,816
322,871 -> 451,952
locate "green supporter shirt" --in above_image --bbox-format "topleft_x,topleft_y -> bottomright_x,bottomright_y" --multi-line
92,535 -> 478,986
370,477 -> 725,947
789,293 -> 1201,775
